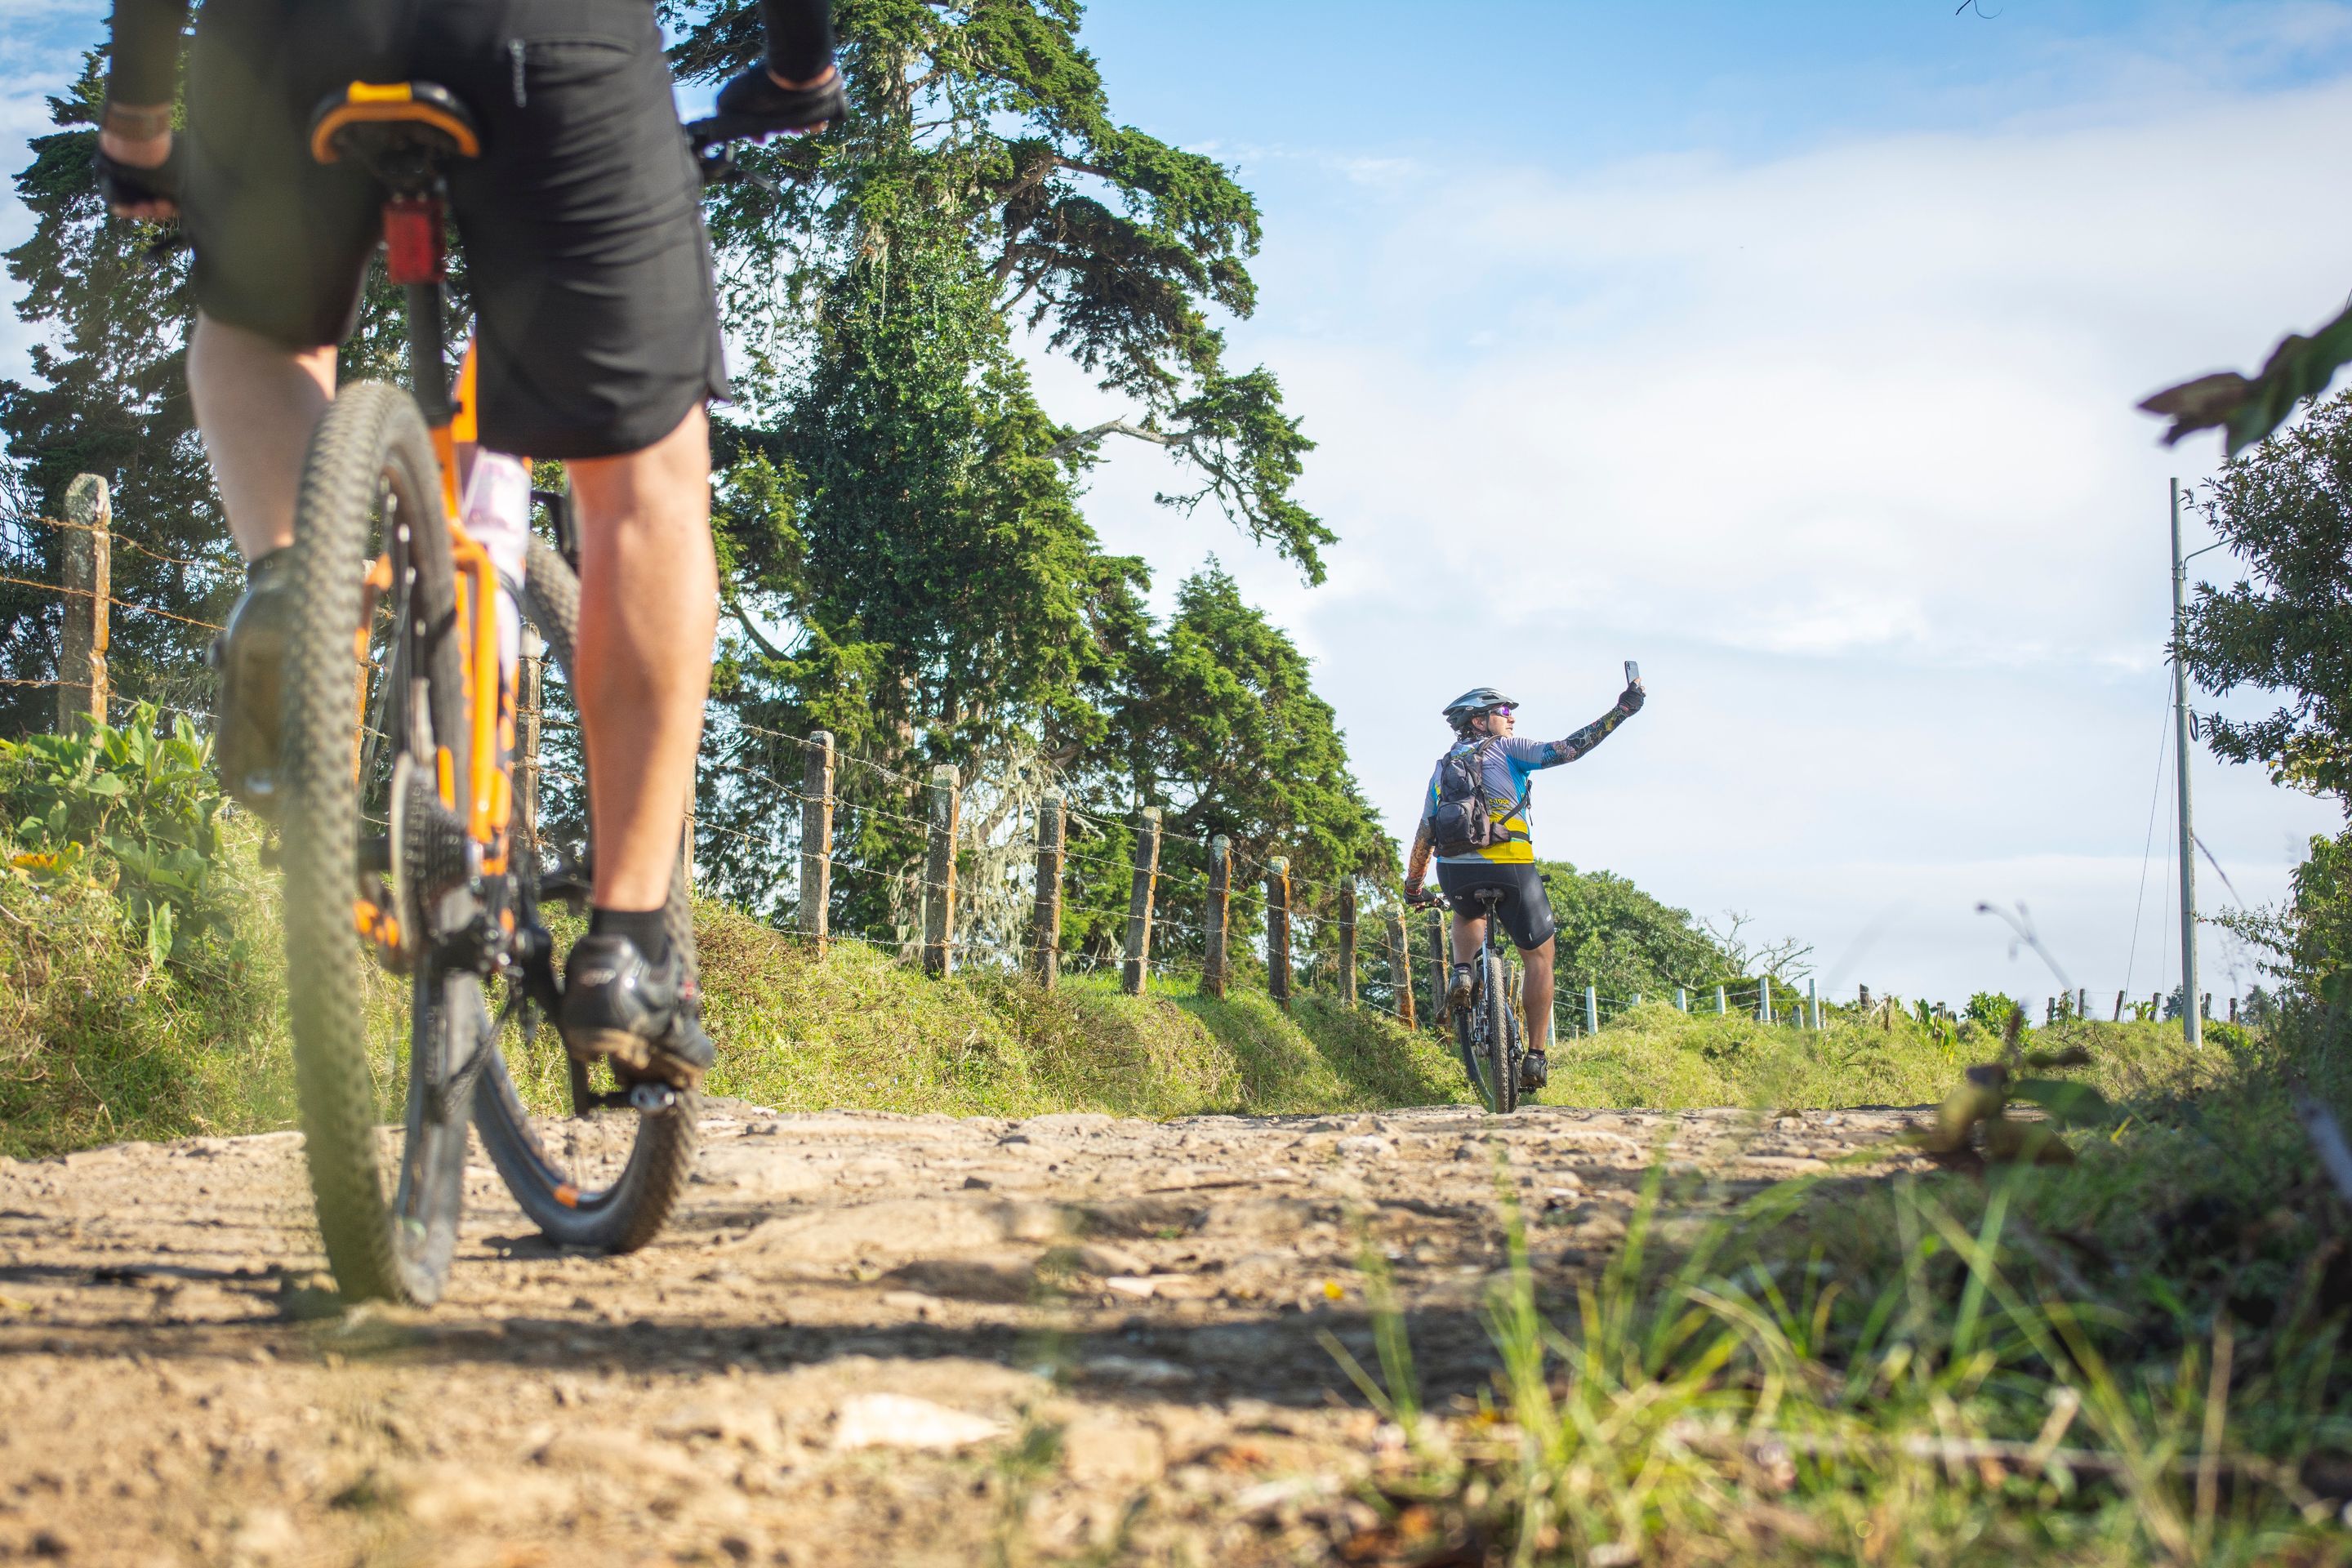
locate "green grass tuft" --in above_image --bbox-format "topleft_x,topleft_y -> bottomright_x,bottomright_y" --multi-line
0,822 -> 296,1159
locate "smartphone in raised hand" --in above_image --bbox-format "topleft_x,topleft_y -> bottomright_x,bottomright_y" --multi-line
1624,659 -> 1642,688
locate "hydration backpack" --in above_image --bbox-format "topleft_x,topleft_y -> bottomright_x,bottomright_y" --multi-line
1429,740 -> 1530,854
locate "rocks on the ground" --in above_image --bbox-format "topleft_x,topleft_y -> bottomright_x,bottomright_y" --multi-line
832,1393 -> 1005,1451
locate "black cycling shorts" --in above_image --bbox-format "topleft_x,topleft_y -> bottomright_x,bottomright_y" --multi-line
180,0 -> 728,460
1435,861 -> 1557,952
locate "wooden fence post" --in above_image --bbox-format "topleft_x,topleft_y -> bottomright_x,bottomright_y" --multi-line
798,730 -> 834,951
56,474 -> 109,733
517,621 -> 543,853
1428,908 -> 1448,1031
1386,914 -> 1414,1029
1031,791 -> 1064,987
1337,882 -> 1357,1005
923,764 -> 959,977
1203,835 -> 1231,999
2112,989 -> 2125,1022
1266,856 -> 1291,1007
1123,806 -> 1162,996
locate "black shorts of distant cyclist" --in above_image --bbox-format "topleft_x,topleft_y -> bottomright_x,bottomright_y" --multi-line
176,0 -> 728,460
1434,862 -> 1556,952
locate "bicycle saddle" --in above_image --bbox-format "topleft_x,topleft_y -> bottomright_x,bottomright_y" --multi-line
308,82 -> 481,186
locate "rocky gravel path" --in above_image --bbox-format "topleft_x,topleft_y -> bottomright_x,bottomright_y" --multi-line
0,1101 -> 1931,1566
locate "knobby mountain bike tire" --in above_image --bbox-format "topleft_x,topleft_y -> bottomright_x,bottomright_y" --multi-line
282,382 -> 478,1305
469,536 -> 700,1253
1454,950 -> 1508,1114
1484,951 -> 1517,1114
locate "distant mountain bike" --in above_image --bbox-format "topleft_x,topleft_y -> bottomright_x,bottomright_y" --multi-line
274,82 -> 751,1304
1422,886 -> 1524,1114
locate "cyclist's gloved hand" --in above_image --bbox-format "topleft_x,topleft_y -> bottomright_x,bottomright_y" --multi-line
96,140 -> 181,220
712,62 -> 846,137
1618,681 -> 1646,714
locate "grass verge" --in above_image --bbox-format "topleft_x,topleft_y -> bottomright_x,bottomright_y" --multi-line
1333,1020 -> 2352,1566
0,853 -> 1470,1156
1557,999 -> 2212,1111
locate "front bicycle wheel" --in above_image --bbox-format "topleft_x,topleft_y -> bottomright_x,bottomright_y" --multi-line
281,382 -> 479,1305
1456,953 -> 1506,1113
1483,951 -> 1517,1114
470,537 -> 700,1252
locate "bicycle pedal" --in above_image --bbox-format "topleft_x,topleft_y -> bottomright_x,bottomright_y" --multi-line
536,844 -> 592,911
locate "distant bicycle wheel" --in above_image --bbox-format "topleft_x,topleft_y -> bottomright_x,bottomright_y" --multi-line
1483,951 -> 1517,1115
470,537 -> 700,1253
1456,956 -> 1508,1114
280,382 -> 479,1305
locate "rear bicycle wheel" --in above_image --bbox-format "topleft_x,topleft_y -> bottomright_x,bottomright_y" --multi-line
470,537 -> 700,1251
281,382 -> 480,1305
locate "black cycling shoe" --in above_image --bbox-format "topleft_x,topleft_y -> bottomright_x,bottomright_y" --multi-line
1447,963 -> 1475,1009
209,548 -> 296,817
706,63 -> 846,139
558,934 -> 715,1090
1519,1049 -> 1549,1091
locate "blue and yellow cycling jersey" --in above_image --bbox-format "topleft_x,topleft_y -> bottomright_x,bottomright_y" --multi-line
1420,703 -> 1635,866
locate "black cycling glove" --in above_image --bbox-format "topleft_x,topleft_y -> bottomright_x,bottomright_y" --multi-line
1618,683 -> 1646,714
94,141 -> 180,213
710,65 -> 846,138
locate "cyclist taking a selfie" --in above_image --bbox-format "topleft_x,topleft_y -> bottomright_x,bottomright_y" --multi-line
95,0 -> 841,1087
1404,677 -> 1646,1091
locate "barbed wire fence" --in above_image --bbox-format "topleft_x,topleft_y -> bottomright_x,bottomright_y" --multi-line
4,475 -> 2247,1042
0,474 -> 231,738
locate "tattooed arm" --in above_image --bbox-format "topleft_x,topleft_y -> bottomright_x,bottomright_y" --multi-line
1537,684 -> 1646,767
1403,818 -> 1435,897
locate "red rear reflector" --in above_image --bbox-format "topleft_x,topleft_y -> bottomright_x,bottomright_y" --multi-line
383,196 -> 444,285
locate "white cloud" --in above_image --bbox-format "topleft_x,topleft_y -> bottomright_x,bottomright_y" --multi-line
1048,66 -> 2352,1007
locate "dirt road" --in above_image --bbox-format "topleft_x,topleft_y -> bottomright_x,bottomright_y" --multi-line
0,1101 -> 1929,1566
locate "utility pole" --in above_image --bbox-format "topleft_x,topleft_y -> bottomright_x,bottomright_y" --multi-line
2170,478 -> 2202,1048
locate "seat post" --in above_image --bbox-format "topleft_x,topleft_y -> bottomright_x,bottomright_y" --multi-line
407,282 -> 451,427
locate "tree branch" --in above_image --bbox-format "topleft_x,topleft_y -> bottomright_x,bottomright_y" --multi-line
724,593 -> 794,664
1045,419 -> 1196,462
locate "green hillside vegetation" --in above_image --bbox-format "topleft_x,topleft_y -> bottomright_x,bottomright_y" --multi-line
0,807 -> 2212,1160
0,825 -> 1470,1160
1560,997 -> 2212,1111
1538,856 -> 1740,999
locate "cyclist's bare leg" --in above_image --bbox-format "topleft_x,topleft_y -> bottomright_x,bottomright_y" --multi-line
567,404 -> 718,915
186,313 -> 335,561
1450,914 -> 1486,965
1521,937 -> 1556,1052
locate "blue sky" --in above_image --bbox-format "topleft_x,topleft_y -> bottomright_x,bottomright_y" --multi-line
6,1 -> 2349,1011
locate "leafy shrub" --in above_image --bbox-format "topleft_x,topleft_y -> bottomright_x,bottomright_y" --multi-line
0,706 -> 231,964
1963,989 -> 2022,1031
